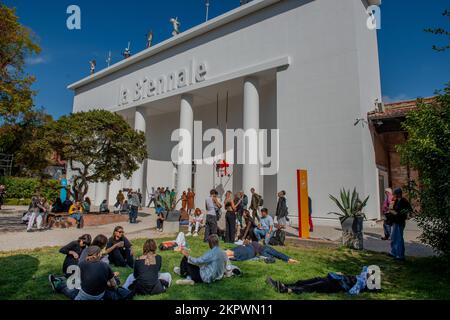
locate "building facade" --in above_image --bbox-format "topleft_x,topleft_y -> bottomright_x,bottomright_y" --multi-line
69,0 -> 382,225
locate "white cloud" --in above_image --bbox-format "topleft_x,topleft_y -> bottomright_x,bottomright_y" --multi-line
25,56 -> 49,65
382,93 -> 412,103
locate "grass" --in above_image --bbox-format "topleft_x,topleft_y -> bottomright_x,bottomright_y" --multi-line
0,236 -> 449,300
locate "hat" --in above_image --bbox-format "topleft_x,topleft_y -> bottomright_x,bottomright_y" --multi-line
393,188 -> 403,196
384,188 -> 393,194
86,245 -> 101,257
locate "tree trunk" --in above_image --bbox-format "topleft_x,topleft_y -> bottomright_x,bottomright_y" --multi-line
72,176 -> 89,202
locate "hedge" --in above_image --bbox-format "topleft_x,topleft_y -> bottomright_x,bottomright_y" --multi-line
0,177 -> 60,201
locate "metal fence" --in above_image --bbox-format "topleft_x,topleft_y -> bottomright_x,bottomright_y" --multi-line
0,153 -> 13,177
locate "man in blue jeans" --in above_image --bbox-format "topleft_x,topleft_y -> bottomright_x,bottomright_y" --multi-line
389,188 -> 412,261
254,208 -> 274,244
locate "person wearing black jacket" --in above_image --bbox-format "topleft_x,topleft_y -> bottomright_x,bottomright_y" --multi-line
59,234 -> 91,277
275,191 -> 288,227
106,226 -> 135,268
123,239 -> 171,295
389,188 -> 412,261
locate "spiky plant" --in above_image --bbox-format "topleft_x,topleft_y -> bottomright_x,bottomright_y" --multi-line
328,188 -> 369,222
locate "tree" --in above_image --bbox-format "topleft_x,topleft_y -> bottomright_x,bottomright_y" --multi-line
0,4 -> 41,123
43,110 -> 147,201
425,8 -> 450,52
397,84 -> 450,262
0,107 -> 53,176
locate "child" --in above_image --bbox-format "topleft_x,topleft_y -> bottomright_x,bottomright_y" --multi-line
186,208 -> 204,237
156,203 -> 165,232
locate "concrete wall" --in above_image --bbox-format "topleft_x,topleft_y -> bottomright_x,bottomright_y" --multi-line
72,0 -> 382,222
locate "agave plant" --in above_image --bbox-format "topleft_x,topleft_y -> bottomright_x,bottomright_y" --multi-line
328,188 -> 369,222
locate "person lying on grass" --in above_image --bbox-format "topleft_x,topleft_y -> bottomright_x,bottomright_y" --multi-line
49,245 -> 133,300
59,234 -> 92,277
266,266 -> 376,295
225,239 -> 298,264
174,234 -> 227,285
122,239 -> 172,295
107,226 -> 135,268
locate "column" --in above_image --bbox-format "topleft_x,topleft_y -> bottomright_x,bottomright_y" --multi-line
94,182 -> 108,206
242,77 -> 260,196
131,108 -> 146,200
176,94 -> 194,199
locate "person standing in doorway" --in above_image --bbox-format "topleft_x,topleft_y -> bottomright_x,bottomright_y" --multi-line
204,189 -> 222,242
249,188 -> 262,222
389,188 -> 412,261
187,188 -> 195,215
381,188 -> 394,240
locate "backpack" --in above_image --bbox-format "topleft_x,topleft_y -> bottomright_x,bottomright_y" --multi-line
258,196 -> 264,207
269,229 -> 286,246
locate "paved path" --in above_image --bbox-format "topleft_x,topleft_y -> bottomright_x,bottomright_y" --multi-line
285,220 -> 435,257
0,207 -> 173,252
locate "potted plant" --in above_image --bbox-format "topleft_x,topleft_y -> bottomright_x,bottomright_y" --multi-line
328,188 -> 369,250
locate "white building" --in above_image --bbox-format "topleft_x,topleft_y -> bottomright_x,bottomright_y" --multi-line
68,0 -> 383,226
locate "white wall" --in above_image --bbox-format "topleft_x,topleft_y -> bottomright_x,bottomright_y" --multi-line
71,0 -> 381,222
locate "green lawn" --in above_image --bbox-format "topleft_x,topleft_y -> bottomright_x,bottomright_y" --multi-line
0,237 -> 449,300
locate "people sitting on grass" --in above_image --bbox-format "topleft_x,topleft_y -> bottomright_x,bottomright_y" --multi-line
174,234 -> 227,285
99,199 -> 110,214
59,234 -> 92,277
68,201 -> 84,228
49,245 -> 133,300
122,239 -> 172,295
237,209 -> 257,243
253,208 -> 274,244
266,266 -> 374,296
225,239 -> 298,264
106,226 -> 135,268
186,208 -> 204,237
79,234 -> 116,264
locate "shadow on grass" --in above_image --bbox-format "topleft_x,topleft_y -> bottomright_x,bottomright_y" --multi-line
0,254 -> 39,299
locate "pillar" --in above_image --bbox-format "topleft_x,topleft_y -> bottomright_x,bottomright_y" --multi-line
131,108 -> 146,200
242,77 -> 260,196
176,94 -> 194,198
94,182 -> 108,206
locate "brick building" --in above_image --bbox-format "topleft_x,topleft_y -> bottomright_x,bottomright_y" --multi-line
368,97 -> 435,212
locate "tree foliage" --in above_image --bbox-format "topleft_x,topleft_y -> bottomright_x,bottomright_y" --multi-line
0,107 -> 53,176
397,84 -> 450,262
0,4 -> 41,123
425,8 -> 450,52
43,110 -> 147,201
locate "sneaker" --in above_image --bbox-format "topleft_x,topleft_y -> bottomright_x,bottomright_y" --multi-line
266,277 -> 287,293
176,279 -> 195,286
173,266 -> 181,276
381,236 -> 389,241
186,232 -> 192,237
48,274 -> 62,293
234,240 -> 244,246
193,232 -> 198,237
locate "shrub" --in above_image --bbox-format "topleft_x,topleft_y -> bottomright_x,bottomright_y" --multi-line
0,176 -> 60,201
397,84 -> 450,263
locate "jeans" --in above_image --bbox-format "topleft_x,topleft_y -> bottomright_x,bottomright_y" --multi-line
180,256 -> 203,283
108,247 -> 134,268
383,220 -> 392,238
225,211 -> 236,243
75,288 -> 104,300
129,206 -> 138,223
254,228 -> 271,244
261,245 -> 290,262
123,272 -> 172,290
204,214 -> 218,241
27,211 -> 43,230
390,223 -> 405,259
285,277 -> 343,294
71,212 -> 82,223
157,217 -> 164,230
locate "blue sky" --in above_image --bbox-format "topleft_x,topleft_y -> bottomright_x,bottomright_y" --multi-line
4,0 -> 450,119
